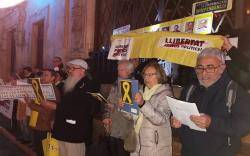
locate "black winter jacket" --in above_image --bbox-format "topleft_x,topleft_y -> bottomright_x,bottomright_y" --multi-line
52,77 -> 100,144
227,47 -> 250,90
179,72 -> 250,156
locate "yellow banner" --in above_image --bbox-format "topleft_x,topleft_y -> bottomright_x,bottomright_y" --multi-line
110,31 -> 223,67
129,14 -> 208,34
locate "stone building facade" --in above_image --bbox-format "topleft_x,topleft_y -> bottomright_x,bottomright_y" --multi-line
0,0 -> 95,80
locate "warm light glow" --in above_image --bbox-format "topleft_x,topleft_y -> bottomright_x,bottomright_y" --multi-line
0,0 -> 26,8
247,9 -> 250,15
150,24 -> 160,32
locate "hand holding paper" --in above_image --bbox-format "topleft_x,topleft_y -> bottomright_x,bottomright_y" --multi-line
87,92 -> 108,104
190,114 -> 211,129
166,96 -> 206,132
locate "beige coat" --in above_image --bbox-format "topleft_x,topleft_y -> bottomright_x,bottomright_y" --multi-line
132,84 -> 173,156
103,81 -> 133,139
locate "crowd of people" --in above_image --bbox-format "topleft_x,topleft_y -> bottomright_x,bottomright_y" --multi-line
0,37 -> 250,156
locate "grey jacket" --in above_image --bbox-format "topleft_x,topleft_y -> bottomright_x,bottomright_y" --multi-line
133,84 -> 173,156
103,81 -> 133,139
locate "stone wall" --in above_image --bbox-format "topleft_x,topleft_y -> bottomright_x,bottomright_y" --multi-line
0,2 -> 27,80
0,0 -> 95,80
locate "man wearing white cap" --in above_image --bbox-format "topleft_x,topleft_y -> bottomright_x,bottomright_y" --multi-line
52,59 -> 100,156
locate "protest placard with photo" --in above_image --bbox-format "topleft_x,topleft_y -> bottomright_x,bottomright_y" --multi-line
193,12 -> 213,34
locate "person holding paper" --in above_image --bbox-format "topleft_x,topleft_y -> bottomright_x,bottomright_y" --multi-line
131,61 -> 173,156
52,59 -> 100,156
171,48 -> 250,156
102,60 -> 135,156
25,69 -> 60,156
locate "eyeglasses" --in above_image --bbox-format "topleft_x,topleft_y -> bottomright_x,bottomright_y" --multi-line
67,66 -> 82,71
143,73 -> 158,78
194,64 -> 224,74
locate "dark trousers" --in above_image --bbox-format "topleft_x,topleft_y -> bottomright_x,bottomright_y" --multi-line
33,130 -> 47,156
108,137 -> 129,156
11,100 -> 18,135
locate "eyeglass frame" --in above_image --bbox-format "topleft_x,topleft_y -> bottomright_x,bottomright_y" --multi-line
194,64 -> 225,74
142,73 -> 158,78
66,66 -> 83,71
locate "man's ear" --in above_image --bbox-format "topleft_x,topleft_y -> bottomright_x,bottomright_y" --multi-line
81,69 -> 87,75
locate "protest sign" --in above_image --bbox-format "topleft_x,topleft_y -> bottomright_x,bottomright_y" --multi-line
0,84 -> 56,100
29,78 -> 45,104
192,0 -> 233,15
110,31 -> 223,67
113,24 -> 131,35
193,12 -> 213,34
108,38 -> 134,60
0,100 -> 14,119
119,79 -> 139,115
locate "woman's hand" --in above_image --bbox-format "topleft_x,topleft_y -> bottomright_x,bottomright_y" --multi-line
171,117 -> 182,128
135,92 -> 144,106
118,98 -> 125,108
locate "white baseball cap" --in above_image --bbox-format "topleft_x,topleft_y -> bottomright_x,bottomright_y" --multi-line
67,59 -> 88,70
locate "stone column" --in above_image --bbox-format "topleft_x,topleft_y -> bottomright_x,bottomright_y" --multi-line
63,0 -> 70,61
68,0 -> 96,59
83,0 -> 95,58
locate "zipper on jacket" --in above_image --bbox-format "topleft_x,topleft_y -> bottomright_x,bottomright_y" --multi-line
139,129 -> 141,156
154,130 -> 159,145
228,137 -> 232,146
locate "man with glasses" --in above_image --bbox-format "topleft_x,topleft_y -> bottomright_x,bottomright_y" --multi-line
171,48 -> 250,156
52,59 -> 100,156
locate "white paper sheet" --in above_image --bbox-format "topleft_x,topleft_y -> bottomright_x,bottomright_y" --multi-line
166,96 -> 206,132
